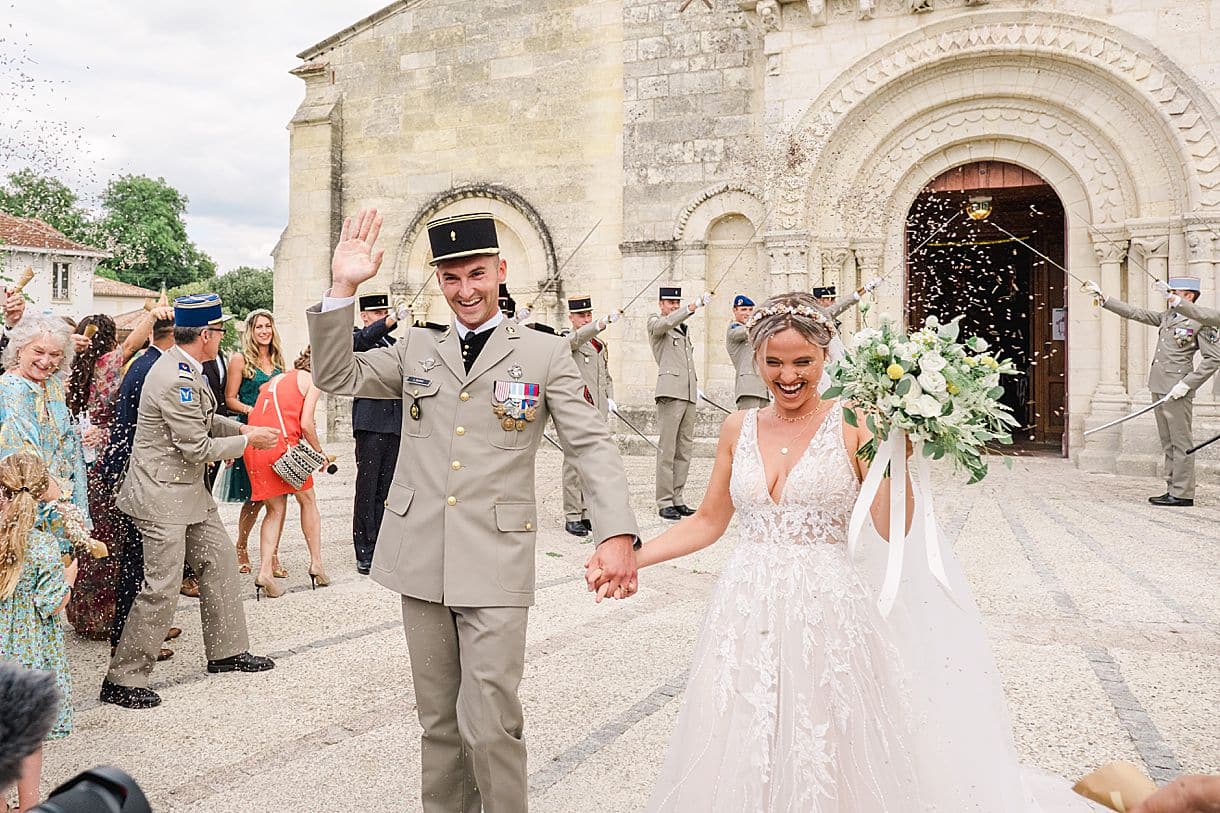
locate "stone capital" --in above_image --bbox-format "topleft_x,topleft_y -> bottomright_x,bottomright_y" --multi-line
820,246 -> 851,274
1130,236 -> 1169,260
852,241 -> 884,274
1184,226 -> 1219,264
1091,236 -> 1128,265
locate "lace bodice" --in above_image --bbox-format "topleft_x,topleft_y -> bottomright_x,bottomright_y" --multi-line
729,406 -> 860,547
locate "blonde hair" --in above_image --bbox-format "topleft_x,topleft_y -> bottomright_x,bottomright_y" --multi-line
240,309 -> 286,380
747,292 -> 834,356
0,452 -> 50,600
293,346 -> 311,372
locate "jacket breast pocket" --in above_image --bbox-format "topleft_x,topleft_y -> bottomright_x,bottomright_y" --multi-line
402,379 -> 441,438
153,462 -> 190,484
493,501 -> 536,593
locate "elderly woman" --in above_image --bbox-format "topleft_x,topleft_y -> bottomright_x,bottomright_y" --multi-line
0,314 -> 93,561
63,307 -> 171,640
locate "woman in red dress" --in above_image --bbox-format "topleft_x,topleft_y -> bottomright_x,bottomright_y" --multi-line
243,348 -> 329,599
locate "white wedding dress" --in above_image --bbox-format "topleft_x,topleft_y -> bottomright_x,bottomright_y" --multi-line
647,408 -> 1102,812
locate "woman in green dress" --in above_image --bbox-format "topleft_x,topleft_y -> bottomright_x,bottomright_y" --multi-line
0,451 -> 78,813
224,310 -> 285,575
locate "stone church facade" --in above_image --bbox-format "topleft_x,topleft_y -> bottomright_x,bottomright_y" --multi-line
275,0 -> 1220,474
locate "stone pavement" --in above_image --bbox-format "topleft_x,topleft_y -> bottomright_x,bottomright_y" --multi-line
40,442 -> 1220,811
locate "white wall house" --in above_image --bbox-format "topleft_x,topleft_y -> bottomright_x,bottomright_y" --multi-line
0,211 -> 106,319
92,276 -> 159,318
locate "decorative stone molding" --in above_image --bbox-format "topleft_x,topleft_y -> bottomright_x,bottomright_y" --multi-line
908,0 -> 933,13
793,10 -> 1220,221
673,182 -> 766,242
807,0 -> 827,27
857,0 -> 875,20
757,0 -> 781,31
1131,236 -> 1169,261
1185,225 -> 1218,265
819,246 -> 851,279
1091,237 -> 1129,265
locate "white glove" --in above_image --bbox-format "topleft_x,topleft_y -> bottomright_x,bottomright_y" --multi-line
605,311 -> 621,323
700,292 -> 714,307
1167,293 -> 1182,308
395,304 -> 413,324
514,305 -> 532,322
862,277 -> 882,294
1153,280 -> 1171,296
1083,280 -> 1104,300
606,398 -> 618,414
1169,381 -> 1191,400
697,388 -> 706,402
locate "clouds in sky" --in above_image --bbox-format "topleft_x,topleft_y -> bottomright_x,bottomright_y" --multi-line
1,0 -> 385,272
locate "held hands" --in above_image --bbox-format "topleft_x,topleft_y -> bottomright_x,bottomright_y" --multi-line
331,208 -> 385,298
584,536 -> 639,602
242,425 -> 280,450
1169,381 -> 1191,400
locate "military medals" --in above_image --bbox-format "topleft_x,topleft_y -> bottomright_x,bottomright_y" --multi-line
493,380 -> 539,431
509,364 -> 523,380
1173,325 -> 1196,348
421,358 -> 439,372
410,401 -> 422,421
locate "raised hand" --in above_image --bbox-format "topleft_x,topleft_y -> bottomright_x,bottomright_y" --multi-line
3,288 -> 25,328
331,208 -> 385,298
1083,279 -> 1104,302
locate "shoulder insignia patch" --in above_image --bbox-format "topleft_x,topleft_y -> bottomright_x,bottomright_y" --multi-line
179,386 -> 194,404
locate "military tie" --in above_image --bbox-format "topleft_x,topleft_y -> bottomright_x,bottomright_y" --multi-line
460,328 -> 495,373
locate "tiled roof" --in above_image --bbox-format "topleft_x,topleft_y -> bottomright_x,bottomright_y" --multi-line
0,211 -> 106,255
93,276 -> 158,298
113,307 -> 152,332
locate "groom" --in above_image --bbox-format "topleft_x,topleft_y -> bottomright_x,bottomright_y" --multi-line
308,209 -> 639,813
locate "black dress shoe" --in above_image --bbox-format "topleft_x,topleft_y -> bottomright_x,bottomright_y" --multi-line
565,520 -> 590,537
99,680 -> 161,709
581,518 -> 593,532
674,505 -> 696,516
1149,494 -> 1194,507
207,652 -> 276,674
659,507 -> 683,520
356,562 -> 372,575
1148,493 -> 1170,504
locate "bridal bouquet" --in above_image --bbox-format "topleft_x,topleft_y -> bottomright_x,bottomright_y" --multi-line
823,312 -> 1019,484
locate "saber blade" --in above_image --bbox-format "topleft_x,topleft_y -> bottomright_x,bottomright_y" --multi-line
611,408 -> 661,452
1082,395 -> 1169,437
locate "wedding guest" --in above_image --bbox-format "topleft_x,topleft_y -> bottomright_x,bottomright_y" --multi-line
243,347 -> 329,599
0,451 -> 77,813
223,309 -> 285,575
63,307 -> 172,640
1132,775 -> 1220,813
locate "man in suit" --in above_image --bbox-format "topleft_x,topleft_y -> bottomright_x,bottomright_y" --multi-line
726,294 -> 768,411
560,294 -> 617,536
100,294 -> 280,709
103,315 -> 177,659
649,286 -> 710,520
308,209 -> 639,813
351,291 -> 404,574
1091,276 -> 1211,506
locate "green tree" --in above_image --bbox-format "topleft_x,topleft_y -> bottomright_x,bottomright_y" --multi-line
169,266 -> 272,351
0,169 -> 93,243
96,174 -> 216,290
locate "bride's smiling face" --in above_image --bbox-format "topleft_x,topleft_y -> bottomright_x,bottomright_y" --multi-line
759,328 -> 826,411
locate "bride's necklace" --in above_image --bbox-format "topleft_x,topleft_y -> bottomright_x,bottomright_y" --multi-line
772,400 -> 829,455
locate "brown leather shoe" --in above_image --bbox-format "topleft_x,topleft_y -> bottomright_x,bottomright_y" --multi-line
180,577 -> 200,598
164,627 -> 182,641
157,647 -> 174,662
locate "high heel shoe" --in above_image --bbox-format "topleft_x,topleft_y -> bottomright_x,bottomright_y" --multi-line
254,578 -> 284,601
308,564 -> 331,589
272,557 -> 288,579
236,542 -> 251,574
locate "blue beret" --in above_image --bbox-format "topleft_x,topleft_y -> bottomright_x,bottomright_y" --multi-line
733,295 -> 754,307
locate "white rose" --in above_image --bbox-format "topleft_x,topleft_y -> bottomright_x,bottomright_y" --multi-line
983,373 -> 1000,389
914,393 -> 944,418
917,368 -> 947,393
920,351 -> 947,372
895,342 -> 917,361
852,328 -> 881,349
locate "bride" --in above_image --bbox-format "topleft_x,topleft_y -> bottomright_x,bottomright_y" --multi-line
602,292 -> 1102,811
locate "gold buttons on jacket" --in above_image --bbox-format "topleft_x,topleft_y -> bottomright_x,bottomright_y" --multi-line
460,391 -> 471,401
446,496 -> 457,506
455,426 -> 466,436
524,521 -> 533,531
451,460 -> 461,470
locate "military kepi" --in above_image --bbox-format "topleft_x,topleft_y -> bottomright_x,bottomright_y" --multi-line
173,293 -> 231,327
1168,276 -> 1202,292
427,213 -> 500,265
359,292 -> 390,311
567,295 -> 592,313
733,294 -> 754,308
811,286 -> 837,298
659,286 -> 682,300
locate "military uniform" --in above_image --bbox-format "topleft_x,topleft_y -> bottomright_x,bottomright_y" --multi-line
352,292 -> 403,572
308,214 -> 638,813
649,287 -> 700,516
106,296 -> 262,695
1104,283 -> 1212,502
560,296 -> 614,534
727,294 -> 768,411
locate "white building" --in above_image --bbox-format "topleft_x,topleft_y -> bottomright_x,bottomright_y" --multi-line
0,211 -> 105,319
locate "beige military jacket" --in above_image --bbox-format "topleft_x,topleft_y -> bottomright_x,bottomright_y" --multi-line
1103,297 -> 1201,393
1167,300 -> 1220,390
307,303 -> 639,608
116,345 -> 247,524
647,307 -> 698,402
726,321 -> 768,401
565,321 -> 613,420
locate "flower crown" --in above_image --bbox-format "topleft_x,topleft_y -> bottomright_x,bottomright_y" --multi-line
745,303 -> 836,334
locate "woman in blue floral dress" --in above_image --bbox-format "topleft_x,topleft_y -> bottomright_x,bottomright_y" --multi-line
0,451 -> 78,812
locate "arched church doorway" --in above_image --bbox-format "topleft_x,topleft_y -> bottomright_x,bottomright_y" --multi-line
905,161 -> 1068,454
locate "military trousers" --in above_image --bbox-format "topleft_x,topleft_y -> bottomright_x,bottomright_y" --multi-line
1153,392 -> 1196,499
109,511 -> 143,649
655,396 -> 696,509
561,456 -> 587,523
106,510 -> 249,688
402,596 -> 529,813
735,395 -> 769,412
354,430 -> 400,567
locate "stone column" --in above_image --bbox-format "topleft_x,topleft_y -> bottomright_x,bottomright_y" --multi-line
764,235 -> 809,295
819,245 -> 851,295
1129,237 -> 1168,404
850,243 -> 883,333
1079,236 -> 1129,472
